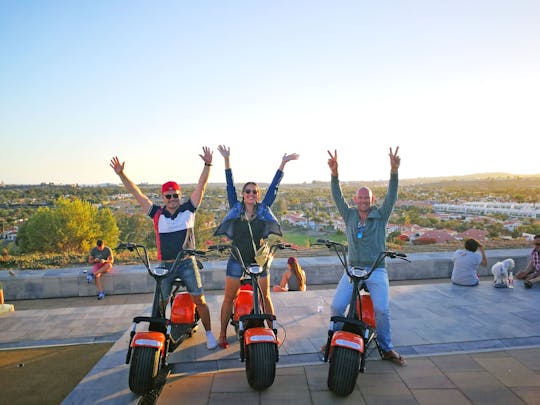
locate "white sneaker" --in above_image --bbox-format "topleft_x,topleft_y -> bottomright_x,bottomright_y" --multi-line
87,273 -> 94,283
206,332 -> 217,350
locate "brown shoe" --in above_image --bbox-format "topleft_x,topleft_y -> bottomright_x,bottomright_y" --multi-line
382,350 -> 407,366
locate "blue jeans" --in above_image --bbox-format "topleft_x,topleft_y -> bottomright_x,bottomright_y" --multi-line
160,257 -> 203,300
226,256 -> 268,278
330,267 -> 393,352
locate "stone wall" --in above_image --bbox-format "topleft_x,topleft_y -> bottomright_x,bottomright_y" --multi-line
0,248 -> 530,300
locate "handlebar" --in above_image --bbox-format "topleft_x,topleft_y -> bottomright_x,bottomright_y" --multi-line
208,242 -> 294,272
116,242 -> 207,276
313,238 -> 410,280
209,242 -> 293,254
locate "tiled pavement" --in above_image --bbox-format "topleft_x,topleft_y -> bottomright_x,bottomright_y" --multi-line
2,280 -> 540,404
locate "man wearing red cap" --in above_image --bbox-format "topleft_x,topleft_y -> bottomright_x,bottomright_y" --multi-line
109,147 -> 217,350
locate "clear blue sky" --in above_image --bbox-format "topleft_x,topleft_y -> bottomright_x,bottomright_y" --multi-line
1,1 -> 539,185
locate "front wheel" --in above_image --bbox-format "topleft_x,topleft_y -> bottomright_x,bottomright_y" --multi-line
327,346 -> 360,397
129,346 -> 161,396
245,342 -> 277,390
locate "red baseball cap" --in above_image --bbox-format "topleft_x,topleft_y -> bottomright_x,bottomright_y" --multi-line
161,181 -> 181,194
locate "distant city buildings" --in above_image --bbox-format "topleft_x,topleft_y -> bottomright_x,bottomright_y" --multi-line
433,202 -> 540,219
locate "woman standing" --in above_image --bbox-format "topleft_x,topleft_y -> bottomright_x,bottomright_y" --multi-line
214,145 -> 298,348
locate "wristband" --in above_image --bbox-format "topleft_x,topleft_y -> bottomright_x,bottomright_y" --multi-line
205,163 -> 212,166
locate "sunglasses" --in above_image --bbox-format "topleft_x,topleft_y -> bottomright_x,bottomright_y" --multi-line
164,194 -> 179,200
243,189 -> 258,195
357,224 -> 366,239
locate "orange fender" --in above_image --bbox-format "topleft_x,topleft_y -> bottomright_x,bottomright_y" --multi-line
244,327 -> 276,345
171,292 -> 196,324
131,331 -> 166,351
330,330 -> 364,354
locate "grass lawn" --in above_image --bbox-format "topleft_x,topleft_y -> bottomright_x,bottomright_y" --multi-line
0,343 -> 113,405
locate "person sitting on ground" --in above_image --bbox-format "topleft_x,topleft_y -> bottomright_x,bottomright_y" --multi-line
87,239 -> 114,300
451,238 -> 487,286
516,234 -> 540,289
273,256 -> 306,292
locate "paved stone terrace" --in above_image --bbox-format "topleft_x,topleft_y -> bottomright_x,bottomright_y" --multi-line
2,279 -> 539,404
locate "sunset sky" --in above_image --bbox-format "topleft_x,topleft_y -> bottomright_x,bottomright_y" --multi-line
1,1 -> 539,185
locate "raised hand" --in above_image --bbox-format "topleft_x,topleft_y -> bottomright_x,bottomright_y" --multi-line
109,156 -> 125,175
282,153 -> 299,163
389,147 -> 400,173
327,150 -> 338,176
279,152 -> 299,171
199,146 -> 213,165
217,145 -> 230,159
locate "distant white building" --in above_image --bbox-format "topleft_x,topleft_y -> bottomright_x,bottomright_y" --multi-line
433,202 -> 540,219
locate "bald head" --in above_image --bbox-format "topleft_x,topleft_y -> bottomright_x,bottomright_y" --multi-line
354,187 -> 375,213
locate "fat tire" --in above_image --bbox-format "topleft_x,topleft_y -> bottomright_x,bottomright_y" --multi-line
327,346 -> 360,397
245,342 -> 276,390
129,346 -> 160,396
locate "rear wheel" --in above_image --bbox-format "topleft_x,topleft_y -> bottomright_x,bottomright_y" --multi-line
129,346 -> 161,396
245,342 -> 277,390
327,346 -> 360,397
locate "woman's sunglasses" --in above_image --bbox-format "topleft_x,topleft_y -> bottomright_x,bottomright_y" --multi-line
243,189 -> 258,195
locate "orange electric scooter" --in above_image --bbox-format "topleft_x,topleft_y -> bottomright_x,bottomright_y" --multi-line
209,242 -> 293,390
315,239 -> 409,397
116,242 -> 205,398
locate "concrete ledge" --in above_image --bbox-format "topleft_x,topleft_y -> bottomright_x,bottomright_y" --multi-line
0,248 -> 530,300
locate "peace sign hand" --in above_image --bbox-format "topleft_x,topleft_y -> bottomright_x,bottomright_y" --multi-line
327,150 -> 338,176
389,147 -> 400,173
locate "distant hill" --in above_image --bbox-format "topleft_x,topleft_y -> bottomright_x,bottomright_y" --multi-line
2,173 -> 539,189
401,172 -> 540,185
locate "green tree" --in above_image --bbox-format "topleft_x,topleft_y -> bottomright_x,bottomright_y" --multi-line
115,213 -> 156,248
17,198 -> 119,253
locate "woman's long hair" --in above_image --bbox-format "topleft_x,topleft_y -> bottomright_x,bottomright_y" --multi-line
287,257 -> 306,291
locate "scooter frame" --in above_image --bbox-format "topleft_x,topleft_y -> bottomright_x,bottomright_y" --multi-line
116,242 -> 205,397
315,239 -> 409,396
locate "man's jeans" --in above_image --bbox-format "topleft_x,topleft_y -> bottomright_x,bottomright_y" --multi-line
330,267 -> 393,352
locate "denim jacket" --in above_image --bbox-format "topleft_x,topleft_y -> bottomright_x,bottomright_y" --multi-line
214,168 -> 283,240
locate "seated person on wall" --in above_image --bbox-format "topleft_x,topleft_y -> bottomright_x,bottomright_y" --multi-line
273,256 -> 307,292
451,238 -> 487,286
87,239 -> 114,300
516,234 -> 540,289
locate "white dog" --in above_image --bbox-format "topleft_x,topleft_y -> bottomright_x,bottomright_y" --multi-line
491,258 -> 515,287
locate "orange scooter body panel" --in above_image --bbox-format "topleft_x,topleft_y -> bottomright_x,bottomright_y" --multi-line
330,330 -> 364,354
171,292 -> 196,324
356,294 -> 376,328
233,287 -> 253,322
244,327 -> 277,345
131,331 -> 166,351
